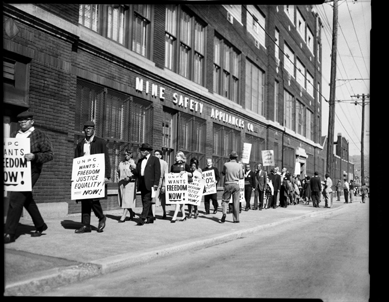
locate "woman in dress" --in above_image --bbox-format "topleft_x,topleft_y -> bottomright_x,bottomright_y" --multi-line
170,151 -> 192,223
117,149 -> 137,222
187,157 -> 202,219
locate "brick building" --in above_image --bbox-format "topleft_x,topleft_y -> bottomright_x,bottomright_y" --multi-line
3,3 -> 353,216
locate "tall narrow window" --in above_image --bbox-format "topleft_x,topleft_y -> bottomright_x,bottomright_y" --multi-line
247,5 -> 266,48
284,90 -> 294,130
285,5 -> 295,24
296,101 -> 304,135
107,5 -> 126,44
132,5 -> 151,57
245,59 -> 265,116
274,80 -> 279,122
275,28 -> 280,63
79,4 -> 99,32
306,71 -> 314,97
296,58 -> 305,88
165,5 -> 177,70
284,43 -> 294,77
306,109 -> 313,140
194,20 -> 205,85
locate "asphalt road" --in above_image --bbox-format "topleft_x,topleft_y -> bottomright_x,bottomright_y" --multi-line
40,203 -> 369,300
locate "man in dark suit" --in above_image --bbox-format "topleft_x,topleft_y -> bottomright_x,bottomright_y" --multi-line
310,171 -> 322,208
244,164 -> 256,211
4,111 -> 54,243
268,168 -> 281,209
132,143 -> 161,225
74,121 -> 111,234
253,163 -> 267,210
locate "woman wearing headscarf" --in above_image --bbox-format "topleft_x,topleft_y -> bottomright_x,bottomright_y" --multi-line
117,149 -> 137,222
170,151 -> 192,223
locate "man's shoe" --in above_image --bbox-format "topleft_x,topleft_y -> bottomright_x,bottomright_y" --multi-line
4,233 -> 15,244
233,221 -> 240,223
75,226 -> 92,233
137,218 -> 145,226
219,214 -> 226,223
97,216 -> 106,233
31,223 -> 48,237
213,209 -> 217,214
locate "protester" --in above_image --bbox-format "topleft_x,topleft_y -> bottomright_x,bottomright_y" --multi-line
264,175 -> 274,209
323,173 -> 333,208
343,178 -> 350,204
202,158 -> 220,214
349,180 -> 354,203
74,120 -> 111,233
131,143 -> 161,226
4,111 -> 54,244
170,151 -> 192,222
253,163 -> 267,210
187,157 -> 202,219
274,167 -> 282,207
303,175 -> 312,205
117,149 -> 137,222
268,168 -> 281,209
360,182 -> 368,203
336,180 -> 342,201
154,150 -> 169,219
219,151 -> 244,223
310,171 -> 322,208
244,164 -> 256,211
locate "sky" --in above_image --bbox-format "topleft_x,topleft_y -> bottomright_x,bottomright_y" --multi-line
315,0 -> 371,156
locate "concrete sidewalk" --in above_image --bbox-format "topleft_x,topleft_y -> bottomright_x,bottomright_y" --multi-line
4,195 -> 363,296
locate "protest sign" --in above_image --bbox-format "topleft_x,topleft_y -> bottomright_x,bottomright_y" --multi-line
187,171 -> 205,206
71,154 -> 106,200
229,178 -> 245,203
4,138 -> 32,191
262,150 -> 274,166
202,169 -> 217,195
165,172 -> 188,205
241,143 -> 252,164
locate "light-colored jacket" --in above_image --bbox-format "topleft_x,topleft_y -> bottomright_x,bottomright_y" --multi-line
325,177 -> 333,193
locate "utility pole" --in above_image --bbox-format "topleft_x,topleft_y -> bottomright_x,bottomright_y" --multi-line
326,0 -> 338,176
352,93 -> 370,185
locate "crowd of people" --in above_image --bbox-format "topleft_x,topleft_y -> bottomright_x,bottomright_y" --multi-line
4,116 -> 369,244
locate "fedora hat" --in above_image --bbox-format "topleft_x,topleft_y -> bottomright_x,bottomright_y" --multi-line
139,143 -> 153,151
83,120 -> 95,128
229,151 -> 238,159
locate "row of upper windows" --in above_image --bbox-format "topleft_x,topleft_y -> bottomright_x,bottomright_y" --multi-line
78,4 -> 318,117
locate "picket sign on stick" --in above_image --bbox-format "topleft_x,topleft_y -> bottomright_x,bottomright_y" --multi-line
71,154 -> 106,200
165,172 -> 188,205
202,169 -> 217,195
4,138 -> 32,192
262,150 -> 274,167
241,143 -> 252,164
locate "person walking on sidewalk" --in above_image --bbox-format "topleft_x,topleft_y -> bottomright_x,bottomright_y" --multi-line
336,180 -> 342,201
154,150 -> 169,219
268,168 -> 281,209
131,143 -> 161,226
349,180 -> 355,203
170,151 -> 192,222
360,182 -> 368,203
4,111 -> 54,244
310,171 -> 322,208
274,167 -> 282,207
323,173 -> 333,208
117,149 -> 137,223
74,121 -> 111,234
187,157 -> 202,219
303,175 -> 312,205
219,151 -> 244,223
253,163 -> 267,210
244,164 -> 256,211
343,178 -> 350,203
202,158 -> 220,214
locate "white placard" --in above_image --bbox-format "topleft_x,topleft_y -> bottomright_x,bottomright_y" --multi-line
4,138 -> 32,191
242,143 -> 252,164
202,169 -> 217,195
262,150 -> 274,166
165,172 -> 188,204
71,154 -> 106,200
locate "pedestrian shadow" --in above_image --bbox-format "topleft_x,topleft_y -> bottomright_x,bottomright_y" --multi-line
60,220 -> 99,231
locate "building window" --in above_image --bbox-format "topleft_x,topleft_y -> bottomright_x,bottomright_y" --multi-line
306,109 -> 313,140
285,5 -> 295,25
79,4 -> 99,32
75,79 -> 153,182
213,123 -> 241,184
79,4 -> 153,59
275,28 -> 280,63
296,58 -> 305,89
178,113 -> 206,167
306,71 -> 314,97
223,5 -> 242,24
283,146 -> 295,174
245,59 -> 265,116
284,89 -> 294,130
296,8 -> 306,41
214,34 -> 240,103
274,80 -> 279,122
296,100 -> 304,136
246,134 -> 265,166
284,43 -> 294,77
165,6 -> 206,86
307,27 -> 314,54
247,5 -> 266,48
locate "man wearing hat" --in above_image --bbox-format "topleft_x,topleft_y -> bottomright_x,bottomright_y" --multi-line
268,168 -> 281,209
219,151 -> 244,223
4,111 -> 54,243
131,143 -> 161,225
74,121 -> 111,233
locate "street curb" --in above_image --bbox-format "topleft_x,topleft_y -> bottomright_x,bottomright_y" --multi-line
4,202 -> 357,296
